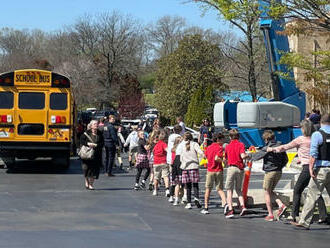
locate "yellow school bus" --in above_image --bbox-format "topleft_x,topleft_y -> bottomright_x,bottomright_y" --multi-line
0,69 -> 76,169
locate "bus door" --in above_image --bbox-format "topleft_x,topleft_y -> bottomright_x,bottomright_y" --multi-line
47,90 -> 71,143
14,90 -> 49,141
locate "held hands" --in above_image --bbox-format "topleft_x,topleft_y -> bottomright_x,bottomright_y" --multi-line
267,147 -> 280,153
309,167 -> 316,178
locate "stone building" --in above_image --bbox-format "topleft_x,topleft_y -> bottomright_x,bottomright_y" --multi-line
287,24 -> 330,113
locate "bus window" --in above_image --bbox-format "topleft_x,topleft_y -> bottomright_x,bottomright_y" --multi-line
50,93 -> 67,110
0,92 -> 14,109
19,92 -> 45,109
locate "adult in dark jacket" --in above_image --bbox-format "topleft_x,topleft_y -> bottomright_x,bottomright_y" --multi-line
103,115 -> 119,176
80,120 -> 104,190
250,130 -> 288,221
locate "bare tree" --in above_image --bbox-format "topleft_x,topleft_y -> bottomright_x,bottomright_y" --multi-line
0,28 -> 50,71
70,11 -> 146,109
146,15 -> 186,58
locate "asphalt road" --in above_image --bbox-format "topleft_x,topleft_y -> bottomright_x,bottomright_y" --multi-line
0,157 -> 329,248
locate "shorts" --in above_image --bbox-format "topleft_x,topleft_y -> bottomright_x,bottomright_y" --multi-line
181,169 -> 199,184
129,146 -> 138,155
205,171 -> 224,190
225,166 -> 244,193
153,163 -> 169,181
263,171 -> 282,191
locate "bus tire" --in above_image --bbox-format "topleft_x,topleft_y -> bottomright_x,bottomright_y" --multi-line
2,157 -> 15,170
53,155 -> 70,170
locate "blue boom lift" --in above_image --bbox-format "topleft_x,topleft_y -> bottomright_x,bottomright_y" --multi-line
214,0 -> 306,147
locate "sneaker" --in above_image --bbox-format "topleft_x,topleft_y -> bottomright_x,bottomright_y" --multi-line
134,183 -> 139,190
201,209 -> 209,215
152,190 -> 158,196
290,221 -> 310,230
277,205 -> 287,218
165,189 -> 170,197
223,204 -> 229,214
240,207 -> 247,216
225,209 -> 234,219
173,198 -> 180,206
264,215 -> 274,221
194,198 -> 202,208
148,184 -> 153,191
318,219 -> 329,225
140,181 -> 146,189
286,215 -> 296,222
185,203 -> 192,209
168,196 -> 174,203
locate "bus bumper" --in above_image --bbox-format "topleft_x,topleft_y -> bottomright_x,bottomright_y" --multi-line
0,141 -> 71,158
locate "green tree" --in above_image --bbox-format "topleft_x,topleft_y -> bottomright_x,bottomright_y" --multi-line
185,85 -> 214,127
154,34 -> 228,122
265,0 -> 330,33
192,0 -> 262,101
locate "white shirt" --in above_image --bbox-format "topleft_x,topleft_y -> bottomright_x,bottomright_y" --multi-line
124,131 -> 139,149
166,133 -> 181,164
179,121 -> 186,136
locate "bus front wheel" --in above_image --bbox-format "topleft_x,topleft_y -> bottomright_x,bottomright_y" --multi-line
2,157 -> 15,170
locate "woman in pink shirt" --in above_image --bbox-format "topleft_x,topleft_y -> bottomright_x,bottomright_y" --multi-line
268,120 -> 327,222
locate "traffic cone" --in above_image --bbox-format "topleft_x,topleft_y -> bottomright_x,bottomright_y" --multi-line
242,146 -> 256,205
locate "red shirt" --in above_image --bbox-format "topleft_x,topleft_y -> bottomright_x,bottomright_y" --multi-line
225,139 -> 245,170
153,140 -> 167,165
205,143 -> 223,172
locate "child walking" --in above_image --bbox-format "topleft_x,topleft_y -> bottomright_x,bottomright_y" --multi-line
250,130 -> 288,221
152,130 -> 170,196
201,133 -> 227,214
134,131 -> 151,190
170,136 -> 183,205
224,129 -> 249,218
180,132 -> 204,209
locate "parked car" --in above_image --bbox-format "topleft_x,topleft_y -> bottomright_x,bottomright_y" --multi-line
121,119 -> 141,130
165,126 -> 199,141
144,108 -> 158,119
92,110 -> 118,120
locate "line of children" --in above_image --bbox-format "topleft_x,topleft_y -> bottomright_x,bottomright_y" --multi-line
131,128 -> 303,222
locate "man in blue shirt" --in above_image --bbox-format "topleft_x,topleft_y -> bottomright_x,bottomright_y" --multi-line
292,113 -> 330,229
